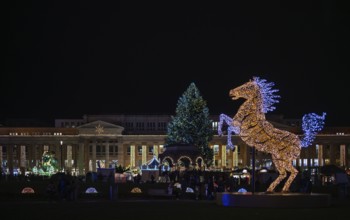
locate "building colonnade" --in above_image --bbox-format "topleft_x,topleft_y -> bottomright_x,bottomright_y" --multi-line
0,135 -> 349,176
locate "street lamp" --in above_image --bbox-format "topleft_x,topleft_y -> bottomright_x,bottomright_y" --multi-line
60,140 -> 63,172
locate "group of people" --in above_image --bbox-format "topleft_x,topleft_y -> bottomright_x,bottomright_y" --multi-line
46,172 -> 79,202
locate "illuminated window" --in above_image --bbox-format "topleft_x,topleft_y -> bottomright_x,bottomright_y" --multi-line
159,145 -> 164,153
214,145 -> 219,155
303,159 -> 308,167
137,146 -> 142,156
127,147 -> 131,156
212,121 -> 218,130
148,146 -> 154,155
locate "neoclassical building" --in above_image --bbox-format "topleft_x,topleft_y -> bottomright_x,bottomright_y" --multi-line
0,114 -> 349,175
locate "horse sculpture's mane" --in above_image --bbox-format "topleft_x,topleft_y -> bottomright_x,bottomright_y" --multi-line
253,76 -> 280,113
218,76 -> 326,193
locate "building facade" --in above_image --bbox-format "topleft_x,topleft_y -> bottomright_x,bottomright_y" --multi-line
0,114 -> 349,175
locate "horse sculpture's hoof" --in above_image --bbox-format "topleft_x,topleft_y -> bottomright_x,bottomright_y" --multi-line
265,191 -> 274,194
281,190 -> 290,194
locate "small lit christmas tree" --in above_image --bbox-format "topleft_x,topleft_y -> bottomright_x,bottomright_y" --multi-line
166,82 -> 214,167
41,151 -> 58,175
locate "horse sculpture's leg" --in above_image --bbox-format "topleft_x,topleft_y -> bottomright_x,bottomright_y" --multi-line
282,162 -> 298,192
218,114 -> 232,136
266,157 -> 287,193
218,114 -> 239,151
227,126 -> 235,151
218,114 -> 233,149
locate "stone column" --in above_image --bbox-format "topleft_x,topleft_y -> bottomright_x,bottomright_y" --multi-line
92,141 -> 96,172
317,144 -> 324,166
153,145 -> 159,158
221,145 -> 226,168
233,145 -> 238,168
142,145 -> 147,165
340,144 -> 346,167
211,145 -> 215,168
130,145 -> 135,167
67,145 -> 72,172
8,145 -> 14,175
105,141 -> 110,168
73,144 -> 78,175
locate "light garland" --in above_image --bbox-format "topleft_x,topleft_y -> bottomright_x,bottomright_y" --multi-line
219,76 -> 326,193
253,77 -> 280,113
301,112 -> 326,147
218,113 -> 239,150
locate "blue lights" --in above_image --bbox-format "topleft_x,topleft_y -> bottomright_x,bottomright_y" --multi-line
301,112 -> 326,147
221,193 -> 231,206
253,76 -> 280,113
218,113 -> 239,150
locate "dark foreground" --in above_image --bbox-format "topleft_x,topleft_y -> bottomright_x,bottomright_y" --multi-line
1,197 -> 349,220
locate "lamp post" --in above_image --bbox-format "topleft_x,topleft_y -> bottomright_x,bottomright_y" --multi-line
252,146 -> 255,194
60,141 -> 63,172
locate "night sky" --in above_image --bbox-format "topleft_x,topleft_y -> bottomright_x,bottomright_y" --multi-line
4,1 -> 350,126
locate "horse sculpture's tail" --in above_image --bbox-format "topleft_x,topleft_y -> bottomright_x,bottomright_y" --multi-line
301,112 -> 326,147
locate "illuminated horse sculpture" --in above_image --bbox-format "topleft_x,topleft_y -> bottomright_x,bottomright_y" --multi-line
218,77 -> 326,192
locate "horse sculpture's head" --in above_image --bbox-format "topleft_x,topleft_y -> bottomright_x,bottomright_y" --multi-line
230,77 -> 280,113
229,79 -> 259,101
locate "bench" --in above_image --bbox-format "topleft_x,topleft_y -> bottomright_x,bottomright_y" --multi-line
147,189 -> 175,199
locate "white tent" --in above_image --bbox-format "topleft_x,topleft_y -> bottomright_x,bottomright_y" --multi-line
141,156 -> 160,170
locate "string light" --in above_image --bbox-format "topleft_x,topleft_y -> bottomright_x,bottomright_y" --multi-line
301,112 -> 326,147
218,76 -> 326,192
218,114 -> 239,150
253,76 -> 280,113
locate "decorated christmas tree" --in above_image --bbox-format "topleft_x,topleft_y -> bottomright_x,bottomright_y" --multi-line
166,82 -> 214,166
